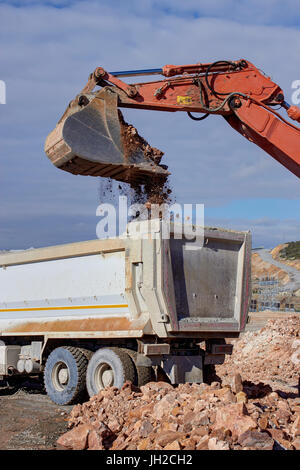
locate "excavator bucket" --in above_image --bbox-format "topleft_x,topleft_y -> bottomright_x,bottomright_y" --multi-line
45,88 -> 169,185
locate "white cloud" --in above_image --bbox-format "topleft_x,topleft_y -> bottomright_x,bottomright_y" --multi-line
206,216 -> 300,248
0,1 -> 299,248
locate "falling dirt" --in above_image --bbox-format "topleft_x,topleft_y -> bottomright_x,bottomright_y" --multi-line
119,111 -> 164,167
118,111 -> 173,207
97,114 -> 174,226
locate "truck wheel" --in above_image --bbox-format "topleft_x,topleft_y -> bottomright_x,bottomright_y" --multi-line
86,347 -> 135,397
123,349 -> 154,387
77,347 -> 93,361
44,346 -> 89,405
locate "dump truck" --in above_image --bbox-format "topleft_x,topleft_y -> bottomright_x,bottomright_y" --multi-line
0,220 -> 251,405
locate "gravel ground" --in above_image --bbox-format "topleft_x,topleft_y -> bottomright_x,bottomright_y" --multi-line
0,378 -> 71,450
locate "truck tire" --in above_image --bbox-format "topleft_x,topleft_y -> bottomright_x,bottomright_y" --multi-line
77,347 -> 93,361
86,347 -> 135,397
44,346 -> 89,405
123,349 -> 154,387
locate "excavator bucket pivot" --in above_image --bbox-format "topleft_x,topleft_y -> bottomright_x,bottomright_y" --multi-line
45,88 -> 169,185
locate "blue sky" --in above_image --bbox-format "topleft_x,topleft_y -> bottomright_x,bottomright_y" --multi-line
0,0 -> 299,249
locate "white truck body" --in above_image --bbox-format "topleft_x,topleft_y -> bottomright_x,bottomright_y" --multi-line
0,220 -> 251,398
0,220 -> 251,339
0,250 -> 129,337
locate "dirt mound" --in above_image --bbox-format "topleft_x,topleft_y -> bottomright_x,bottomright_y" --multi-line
57,379 -> 300,451
56,317 -> 300,451
216,316 -> 300,391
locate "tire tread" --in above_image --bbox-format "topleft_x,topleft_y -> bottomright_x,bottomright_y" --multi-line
44,346 -> 89,405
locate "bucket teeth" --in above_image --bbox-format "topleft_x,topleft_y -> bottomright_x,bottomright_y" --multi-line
44,88 -> 169,185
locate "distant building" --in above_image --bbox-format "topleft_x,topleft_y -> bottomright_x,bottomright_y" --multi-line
250,276 -> 300,312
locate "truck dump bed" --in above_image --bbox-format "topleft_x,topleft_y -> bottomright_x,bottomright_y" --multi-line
0,221 -> 251,340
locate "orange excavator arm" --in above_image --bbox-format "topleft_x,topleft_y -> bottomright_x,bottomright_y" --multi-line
45,59 -> 300,183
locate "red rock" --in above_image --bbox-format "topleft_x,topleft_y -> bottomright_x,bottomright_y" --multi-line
88,429 -> 104,450
164,440 -> 181,450
166,420 -> 179,432
238,430 -> 274,450
268,392 -> 279,401
236,391 -> 248,403
216,317 -> 300,390
210,427 -> 231,441
137,438 -> 150,450
196,435 -> 210,450
258,414 -> 269,430
190,426 -> 209,439
208,437 -> 230,450
139,420 -> 153,438
140,382 -> 173,395
193,400 -> 207,412
111,434 -> 127,450
56,337 -> 300,453
191,410 -> 210,427
231,373 -> 243,394
121,381 -> 140,393
57,424 -> 91,450
211,381 -> 221,389
153,396 -> 176,420
274,409 -> 291,425
213,403 -> 257,439
70,404 -> 82,419
164,392 -> 179,404
267,428 -> 294,450
291,415 -> 300,437
171,406 -> 182,417
129,403 -> 154,418
107,416 -> 121,433
277,400 -> 291,412
179,437 -> 196,450
292,436 -> 300,450
156,431 -> 185,447
216,389 -> 236,404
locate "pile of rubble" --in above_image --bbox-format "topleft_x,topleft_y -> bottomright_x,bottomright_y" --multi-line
57,378 -> 300,451
216,316 -> 300,392
57,317 -> 300,451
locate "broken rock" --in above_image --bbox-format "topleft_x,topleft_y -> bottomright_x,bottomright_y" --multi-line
208,437 -> 230,450
238,430 -> 274,450
57,424 -> 91,450
213,403 -> 257,439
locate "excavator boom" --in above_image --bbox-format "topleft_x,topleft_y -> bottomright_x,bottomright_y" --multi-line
45,59 -> 300,184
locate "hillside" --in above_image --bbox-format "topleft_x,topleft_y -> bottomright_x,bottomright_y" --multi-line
251,252 -> 290,285
271,242 -> 300,271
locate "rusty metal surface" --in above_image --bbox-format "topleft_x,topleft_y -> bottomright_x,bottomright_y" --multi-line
2,316 -> 152,338
5,317 -> 133,333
